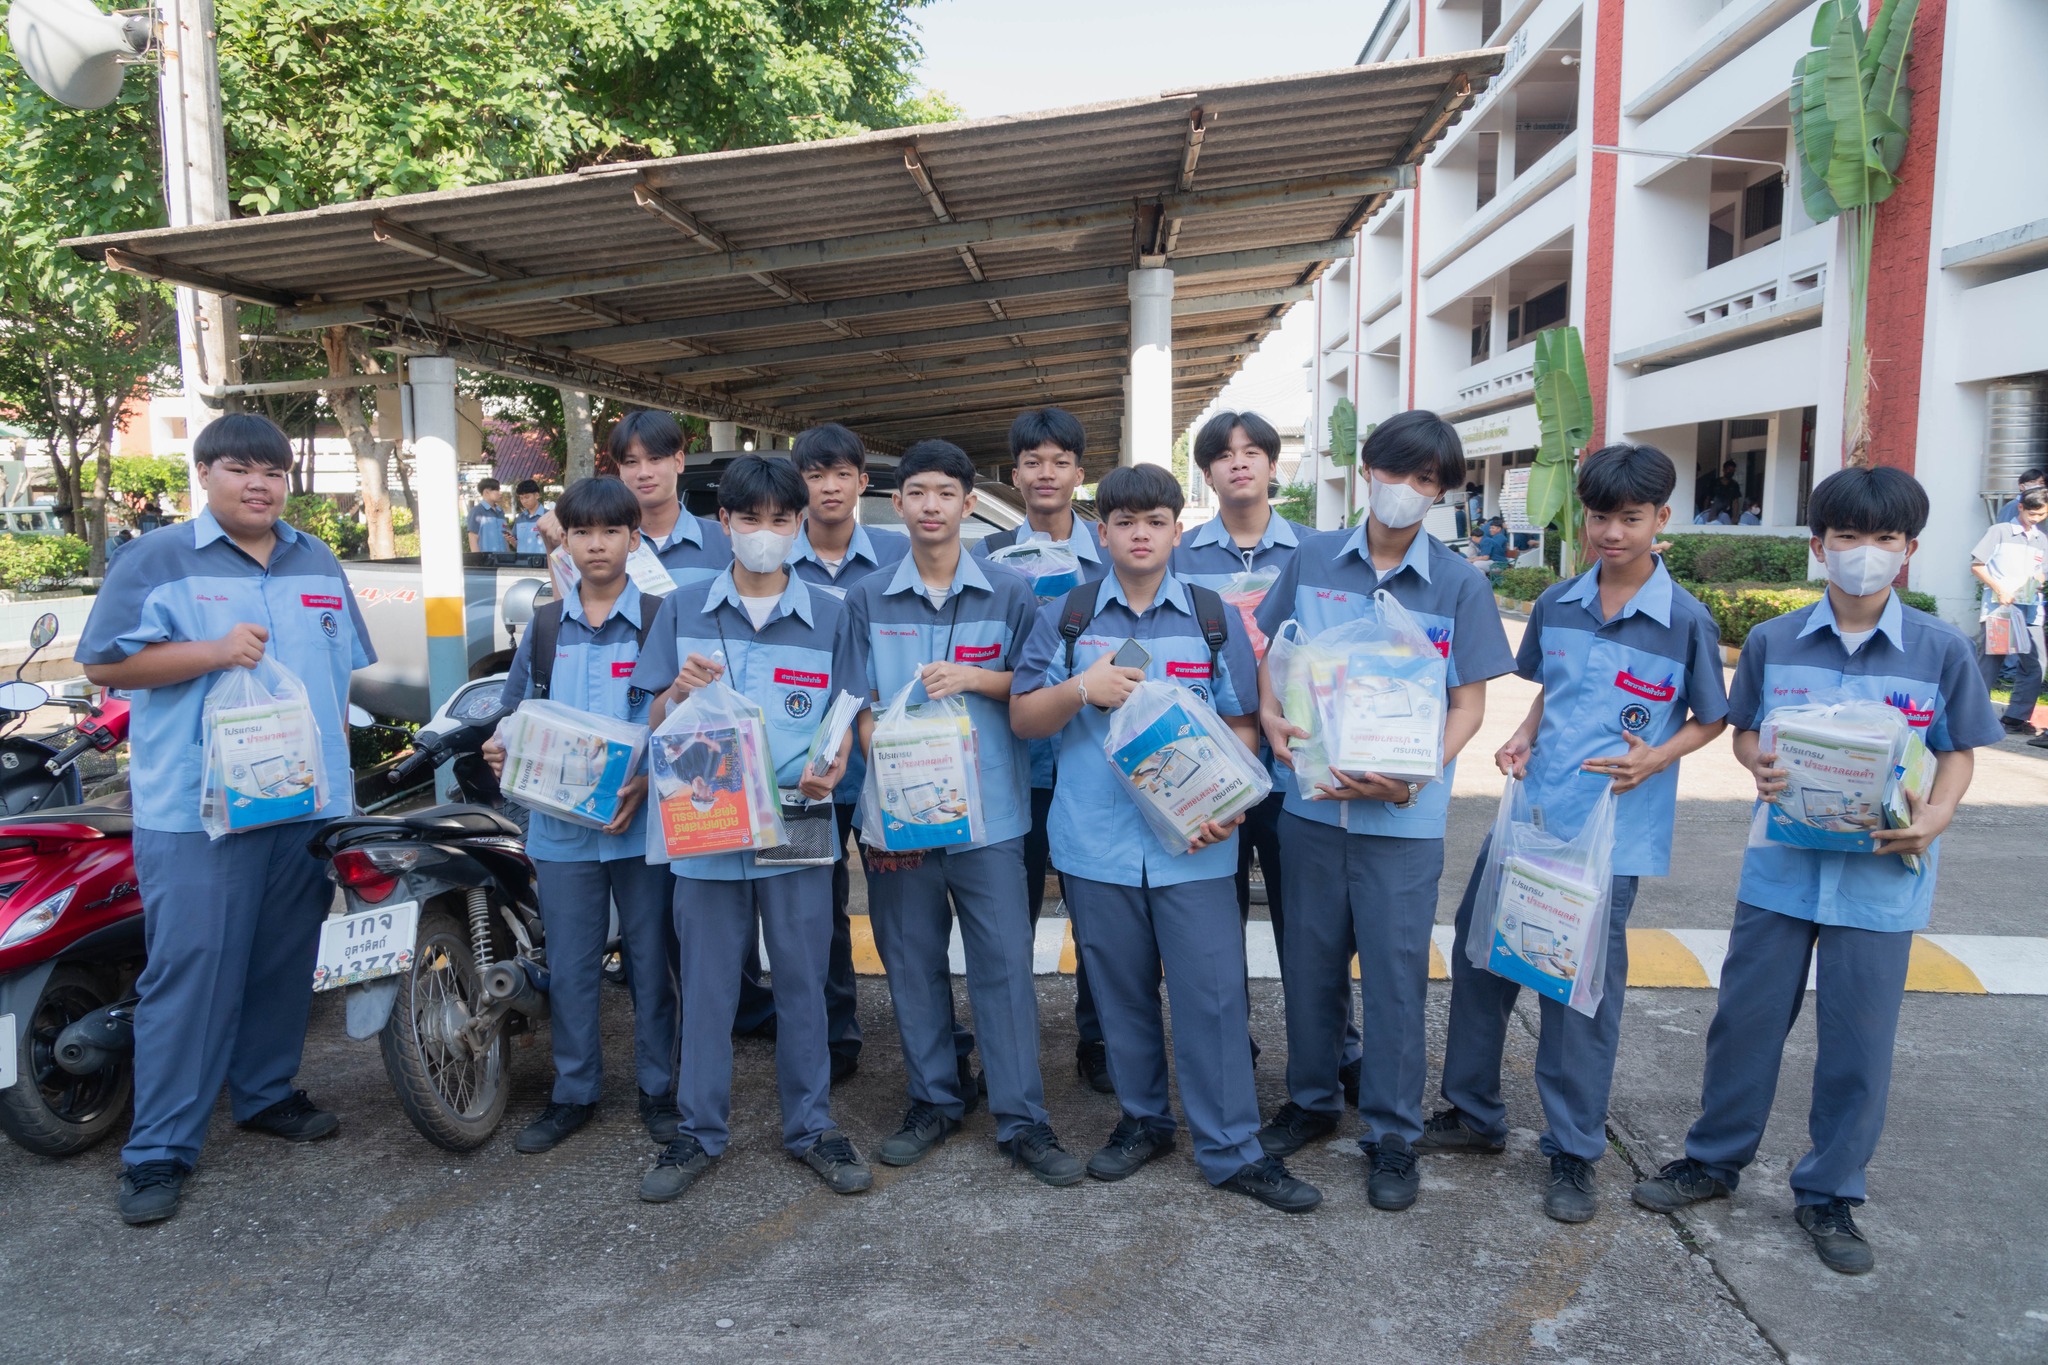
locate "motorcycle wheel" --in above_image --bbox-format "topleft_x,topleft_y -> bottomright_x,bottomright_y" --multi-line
379,907 -> 508,1151
0,964 -> 131,1157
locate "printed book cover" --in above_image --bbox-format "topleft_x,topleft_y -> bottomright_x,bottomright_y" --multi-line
870,711 -> 976,850
1487,854 -> 1601,1008
1109,699 -> 1262,844
650,718 -> 774,856
212,701 -> 322,830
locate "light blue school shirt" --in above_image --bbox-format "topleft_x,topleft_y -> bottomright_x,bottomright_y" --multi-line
977,517 -> 1109,788
789,521 -> 914,800
76,508 -> 375,833
1169,510 -> 1308,589
1518,560 -> 1729,878
1729,590 -> 2002,932
511,507 -> 548,554
646,508 -> 732,590
466,501 -> 511,551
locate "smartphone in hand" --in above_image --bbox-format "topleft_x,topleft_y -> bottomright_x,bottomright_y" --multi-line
1111,637 -> 1151,671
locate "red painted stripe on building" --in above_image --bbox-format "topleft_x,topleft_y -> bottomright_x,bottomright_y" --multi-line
1580,0 -> 1627,449
1861,0 -> 1945,474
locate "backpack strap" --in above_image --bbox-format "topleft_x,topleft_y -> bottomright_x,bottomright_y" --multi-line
634,592 -> 665,648
981,525 -> 1019,555
1188,584 -> 1230,674
1057,580 -> 1100,674
527,600 -> 564,700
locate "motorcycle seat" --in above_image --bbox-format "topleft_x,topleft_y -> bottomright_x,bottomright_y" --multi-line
403,804 -> 524,839
1,789 -> 132,836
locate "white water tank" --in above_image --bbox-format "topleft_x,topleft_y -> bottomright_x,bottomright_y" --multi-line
1984,378 -> 2048,496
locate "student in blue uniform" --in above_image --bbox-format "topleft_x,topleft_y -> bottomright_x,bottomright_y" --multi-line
630,455 -> 869,1202
1253,409 -> 1516,1212
1012,464 -> 1322,1212
77,413 -> 375,1226
838,439 -> 1084,1184
974,407 -> 1114,1092
786,423 -> 910,1083
467,477 -> 512,552
1422,444 -> 1729,1222
1632,467 -> 2002,1275
483,477 -> 679,1154
511,479 -> 550,554
607,410 -> 733,588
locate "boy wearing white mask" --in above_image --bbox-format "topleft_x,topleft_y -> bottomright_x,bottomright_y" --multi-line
1632,467 -> 2000,1275
1253,410 -> 1515,1211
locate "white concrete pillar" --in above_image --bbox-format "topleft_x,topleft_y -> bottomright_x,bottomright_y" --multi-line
707,420 -> 738,452
1483,452 -> 1504,517
1126,267 -> 1175,467
1760,408 -> 1803,528
409,358 -> 468,748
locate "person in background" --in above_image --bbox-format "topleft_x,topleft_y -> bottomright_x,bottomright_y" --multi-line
1997,468 -> 2046,524
1970,487 -> 2048,738
1738,501 -> 1763,526
511,478 -> 549,553
467,477 -> 512,552
1467,516 -> 1511,572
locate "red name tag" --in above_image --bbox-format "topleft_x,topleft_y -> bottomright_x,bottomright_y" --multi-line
1165,661 -> 1212,679
301,594 -> 345,609
774,668 -> 827,688
1613,671 -> 1677,702
954,643 -> 1001,663
612,662 -> 637,679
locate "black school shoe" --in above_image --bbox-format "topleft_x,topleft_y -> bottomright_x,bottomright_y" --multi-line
2001,715 -> 2036,736
830,1050 -> 860,1084
515,1101 -> 596,1154
1000,1121 -> 1087,1186
1086,1116 -> 1175,1181
1362,1134 -> 1420,1211
117,1160 -> 190,1226
1413,1107 -> 1507,1154
801,1130 -> 874,1195
638,1089 -> 682,1143
1221,1155 -> 1323,1213
1796,1198 -> 1876,1274
640,1134 -> 715,1202
237,1090 -> 339,1143
876,1100 -> 960,1167
1075,1039 -> 1115,1094
1545,1153 -> 1598,1223
957,1054 -> 987,1115
1255,1102 -> 1339,1158
1630,1157 -> 1732,1213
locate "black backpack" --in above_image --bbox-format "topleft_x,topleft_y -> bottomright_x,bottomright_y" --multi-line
527,594 -> 665,700
1057,580 -> 1230,675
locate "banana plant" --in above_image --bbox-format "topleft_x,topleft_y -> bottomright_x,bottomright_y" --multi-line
1789,0 -> 1920,465
1527,325 -> 1591,573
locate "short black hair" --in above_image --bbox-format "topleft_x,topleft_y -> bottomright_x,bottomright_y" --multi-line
791,423 -> 867,475
515,478 -> 541,496
2020,468 -> 2046,485
1192,410 -> 1280,472
1009,407 -> 1086,461
2021,488 -> 2048,512
1806,466 -> 1929,539
896,439 -> 977,495
193,412 -> 292,469
1577,443 -> 1676,512
609,409 -> 685,462
554,476 -> 641,531
1722,460 -> 1738,472
1095,463 -> 1183,519
1360,409 -> 1465,491
716,453 -> 807,518
478,477 -> 501,493
1487,516 -> 1506,528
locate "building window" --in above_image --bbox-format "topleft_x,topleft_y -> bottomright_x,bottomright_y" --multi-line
1741,177 -> 1783,245
1508,283 -> 1569,345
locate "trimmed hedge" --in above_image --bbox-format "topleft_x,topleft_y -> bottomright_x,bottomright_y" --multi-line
1493,566 -> 1559,602
1680,580 -> 1941,648
1659,533 -> 1809,584
0,534 -> 90,591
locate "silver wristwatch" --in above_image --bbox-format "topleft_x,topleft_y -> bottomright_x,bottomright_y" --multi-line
1394,780 -> 1421,809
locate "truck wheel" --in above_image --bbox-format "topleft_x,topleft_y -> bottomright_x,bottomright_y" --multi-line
379,907 -> 508,1151
0,964 -> 131,1158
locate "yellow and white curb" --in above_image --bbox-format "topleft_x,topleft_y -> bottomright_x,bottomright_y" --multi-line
836,917 -> 2048,996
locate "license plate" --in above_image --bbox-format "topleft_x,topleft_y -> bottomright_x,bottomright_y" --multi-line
313,900 -> 420,992
0,1013 -> 15,1089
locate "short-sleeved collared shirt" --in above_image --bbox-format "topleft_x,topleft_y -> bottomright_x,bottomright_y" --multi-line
837,548 -> 1038,845
976,516 -> 1109,788
1970,520 -> 2047,619
1518,560 -> 1729,877
76,508 -> 376,833
500,579 -> 654,863
1729,591 -> 2003,932
1254,524 -> 1516,840
632,570 -> 853,881
645,508 -> 732,591
511,507 -> 549,554
1012,571 -> 1261,888
786,522 -> 909,601
1169,510 -> 1309,590
467,501 -> 511,551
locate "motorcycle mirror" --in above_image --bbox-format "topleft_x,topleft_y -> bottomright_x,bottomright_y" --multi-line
0,680 -> 51,714
501,577 -> 550,630
28,613 -> 59,650
347,703 -> 376,728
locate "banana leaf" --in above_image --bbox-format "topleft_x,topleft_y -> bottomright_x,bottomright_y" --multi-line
1865,0 -> 1919,177
1524,459 -> 1573,533
1328,396 -> 1357,467
1790,48 -> 1842,222
1530,327 -> 1590,467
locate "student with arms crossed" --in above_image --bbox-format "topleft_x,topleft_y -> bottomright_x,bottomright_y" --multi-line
838,439 -> 1084,1184
1012,464 -> 1321,1212
1631,467 -> 2001,1274
1421,445 -> 1729,1223
483,477 -> 680,1154
78,414 -> 375,1225
629,456 -> 867,1202
1253,410 -> 1516,1212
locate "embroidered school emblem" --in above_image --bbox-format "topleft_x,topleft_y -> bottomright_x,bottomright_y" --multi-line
1619,702 -> 1652,733
319,611 -> 339,640
784,690 -> 814,718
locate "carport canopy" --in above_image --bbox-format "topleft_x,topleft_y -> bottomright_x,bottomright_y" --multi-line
66,52 -> 1500,477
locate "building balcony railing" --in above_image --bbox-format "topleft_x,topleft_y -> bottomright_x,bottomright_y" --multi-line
1678,222 -> 1828,332
1443,338 -> 1539,417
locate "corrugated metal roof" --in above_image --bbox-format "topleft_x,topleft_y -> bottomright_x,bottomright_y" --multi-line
66,52 -> 1500,473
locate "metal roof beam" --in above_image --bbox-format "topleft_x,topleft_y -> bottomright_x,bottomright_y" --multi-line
749,342 -> 1257,409
103,248 -> 295,309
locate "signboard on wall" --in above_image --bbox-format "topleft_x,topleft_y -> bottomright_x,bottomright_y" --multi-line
1501,466 -> 1537,533
1455,404 -> 1540,460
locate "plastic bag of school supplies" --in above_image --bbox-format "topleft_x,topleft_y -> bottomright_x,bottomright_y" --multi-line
1218,566 -> 1280,660
1264,619 -> 1334,801
860,678 -> 984,852
986,539 -> 1081,599
199,656 -> 328,839
646,673 -> 784,860
1983,603 -> 2029,657
1104,679 -> 1271,854
1750,695 -> 1917,856
1465,775 -> 1617,1019
497,698 -> 649,829
1311,588 -> 1449,782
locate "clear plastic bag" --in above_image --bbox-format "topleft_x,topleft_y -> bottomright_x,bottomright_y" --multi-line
986,539 -> 1082,598
1264,619 -> 1333,801
497,698 -> 649,829
1103,679 -> 1271,854
860,678 -> 984,852
1749,693 -> 1917,856
1267,590 -> 1448,789
1983,603 -> 2029,656
1218,567 -> 1280,660
199,656 -> 328,840
1465,775 -> 1617,1019
646,672 -> 784,860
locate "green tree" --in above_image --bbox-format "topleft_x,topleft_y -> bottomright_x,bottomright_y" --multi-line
109,456 -> 190,500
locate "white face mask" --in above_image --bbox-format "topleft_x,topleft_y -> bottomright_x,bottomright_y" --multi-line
1368,474 -> 1437,530
732,527 -> 796,575
1822,543 -> 1906,596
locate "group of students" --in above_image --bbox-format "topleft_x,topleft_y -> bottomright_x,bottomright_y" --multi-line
83,404 -> 1997,1280
466,476 -> 551,554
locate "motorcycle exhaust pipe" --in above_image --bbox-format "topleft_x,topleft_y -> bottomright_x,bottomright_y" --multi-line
54,999 -> 136,1075
481,958 -> 550,1020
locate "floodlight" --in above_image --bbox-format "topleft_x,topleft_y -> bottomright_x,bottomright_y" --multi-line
7,0 -> 152,110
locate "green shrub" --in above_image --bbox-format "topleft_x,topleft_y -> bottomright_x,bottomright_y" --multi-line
109,456 -> 188,500
1272,482 -> 1316,528
0,534 -> 90,590
1662,533 -> 1809,583
285,494 -> 367,559
1494,566 -> 1559,602
1899,588 -> 1938,614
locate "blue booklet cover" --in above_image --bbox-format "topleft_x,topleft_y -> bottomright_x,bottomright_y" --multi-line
1486,856 -> 1601,1009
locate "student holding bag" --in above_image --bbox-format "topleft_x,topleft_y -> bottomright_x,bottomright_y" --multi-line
77,413 -> 375,1225
1422,444 -> 1729,1223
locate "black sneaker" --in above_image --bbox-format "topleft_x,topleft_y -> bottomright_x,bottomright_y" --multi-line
1796,1199 -> 1876,1274
1075,1039 -> 1114,1094
638,1089 -> 682,1143
735,1015 -> 778,1041
2029,732 -> 2048,750
1255,1101 -> 1339,1158
1363,1134 -> 1420,1211
1630,1157 -> 1732,1213
117,1160 -> 189,1226
1221,1155 -> 1323,1213
1545,1152 -> 1598,1223
1338,1058 -> 1361,1108
1000,1121 -> 1086,1187
515,1101 -> 595,1154
237,1090 -> 339,1143
830,1050 -> 860,1084
1413,1107 -> 1507,1154
801,1130 -> 873,1194
639,1133 -> 715,1202
2001,715 -> 2036,736
1086,1115 -> 1175,1182
875,1100 -> 960,1167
